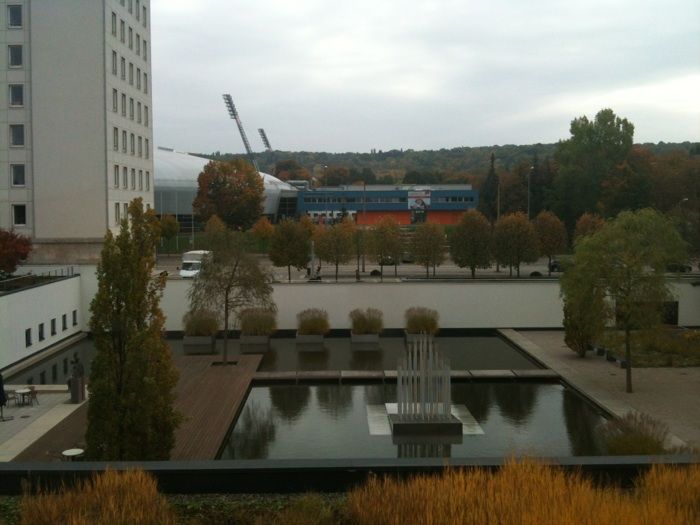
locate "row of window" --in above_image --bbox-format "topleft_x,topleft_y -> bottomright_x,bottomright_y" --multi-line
435,196 -> 476,203
117,0 -> 148,28
110,13 -> 148,60
25,311 -> 78,348
111,89 -> 149,126
112,127 -> 150,158
303,196 -> 408,204
115,200 -> 151,224
111,51 -> 149,92
112,164 -> 151,192
7,5 -> 22,29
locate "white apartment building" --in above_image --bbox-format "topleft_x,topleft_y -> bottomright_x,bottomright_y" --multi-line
1,0 -> 153,262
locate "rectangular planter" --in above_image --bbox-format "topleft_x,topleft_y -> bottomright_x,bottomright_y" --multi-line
240,335 -> 270,353
183,335 -> 215,355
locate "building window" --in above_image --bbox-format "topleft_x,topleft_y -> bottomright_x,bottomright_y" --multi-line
122,166 -> 128,187
7,5 -> 22,28
143,40 -> 148,61
111,12 -> 117,35
112,51 -> 118,74
144,73 -> 148,93
62,314 -> 67,330
129,63 -> 134,84
136,36 -> 141,55
145,139 -> 150,159
129,97 -> 134,119
139,169 -> 143,190
138,136 -> 142,157
11,164 -> 25,186
120,57 -> 126,79
112,89 -> 118,112
131,168 -> 136,189
114,165 -> 120,188
128,0 -> 133,14
130,134 -> 135,155
13,205 -> 27,226
72,310 -> 78,326
128,26 -> 133,49
8,45 -> 22,67
113,127 -> 119,150
136,67 -> 141,89
146,171 -> 150,191
121,93 -> 127,116
123,202 -> 128,218
39,323 -> 45,341
137,102 -> 142,123
51,318 -> 56,336
9,124 -> 24,146
122,130 -> 127,152
136,0 -> 141,20
120,20 -> 125,42
144,106 -> 149,126
143,6 -> 147,28
9,84 -> 23,106
115,202 -> 121,224
25,328 -> 32,347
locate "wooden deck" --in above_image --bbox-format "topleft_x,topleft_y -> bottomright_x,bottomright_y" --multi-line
171,354 -> 262,461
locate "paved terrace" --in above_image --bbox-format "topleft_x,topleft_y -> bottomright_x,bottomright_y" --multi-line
505,329 -> 700,449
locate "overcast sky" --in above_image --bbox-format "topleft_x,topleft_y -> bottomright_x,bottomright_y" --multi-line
151,0 -> 700,154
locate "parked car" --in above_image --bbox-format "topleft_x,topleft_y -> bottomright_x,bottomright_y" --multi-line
378,255 -> 395,266
179,250 -> 211,278
549,259 -> 563,272
666,263 -> 692,273
401,252 -> 415,263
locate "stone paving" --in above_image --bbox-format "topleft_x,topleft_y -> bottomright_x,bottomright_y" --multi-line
505,329 -> 700,449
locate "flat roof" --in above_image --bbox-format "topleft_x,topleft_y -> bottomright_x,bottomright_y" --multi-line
312,184 -> 473,192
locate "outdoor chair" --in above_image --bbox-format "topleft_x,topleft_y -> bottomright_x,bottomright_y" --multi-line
4,390 -> 17,407
28,386 -> 39,406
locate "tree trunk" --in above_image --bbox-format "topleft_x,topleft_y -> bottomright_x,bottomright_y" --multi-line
380,263 -> 383,282
394,263 -> 398,277
509,265 -> 513,277
223,300 -> 229,366
425,264 -> 429,279
432,262 -> 436,277
287,265 -> 291,282
335,262 -> 339,282
516,263 -> 521,278
547,255 -> 552,277
625,327 -> 633,393
471,266 -> 476,279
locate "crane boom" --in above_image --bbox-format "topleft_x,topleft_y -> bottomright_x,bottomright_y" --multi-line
222,94 -> 259,172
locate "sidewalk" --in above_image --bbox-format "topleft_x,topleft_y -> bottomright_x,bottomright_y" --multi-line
504,330 -> 700,449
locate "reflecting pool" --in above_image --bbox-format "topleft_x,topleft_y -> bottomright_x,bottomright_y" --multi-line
219,382 -> 607,460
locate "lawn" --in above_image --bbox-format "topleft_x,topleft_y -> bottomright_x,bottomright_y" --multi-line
605,328 -> 700,367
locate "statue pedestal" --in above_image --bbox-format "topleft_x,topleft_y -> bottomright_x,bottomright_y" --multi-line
389,414 -> 462,438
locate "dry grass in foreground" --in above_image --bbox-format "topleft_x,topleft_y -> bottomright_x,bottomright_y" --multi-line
347,461 -> 700,525
20,469 -> 176,525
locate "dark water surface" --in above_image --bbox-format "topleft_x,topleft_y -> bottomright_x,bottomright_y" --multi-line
219,383 -> 607,460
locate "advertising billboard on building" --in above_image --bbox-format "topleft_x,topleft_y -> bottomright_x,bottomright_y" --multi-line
408,191 -> 430,210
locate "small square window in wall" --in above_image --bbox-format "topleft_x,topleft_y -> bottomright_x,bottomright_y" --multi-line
9,84 -> 24,106
8,45 -> 23,67
11,164 -> 25,186
72,310 -> 78,326
25,328 -> 32,347
39,323 -> 45,341
51,318 -> 56,336
62,314 -> 67,331
12,204 -> 26,226
8,5 -> 22,28
10,124 -> 24,146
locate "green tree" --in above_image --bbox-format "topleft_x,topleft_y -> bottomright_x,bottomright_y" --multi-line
534,211 -> 568,276
159,214 -> 180,255
86,198 -> 180,460
0,229 -> 32,276
564,209 -> 687,392
450,210 -> 492,278
493,212 -> 539,277
269,219 -> 311,282
314,219 -> 356,281
192,159 -> 264,230
367,216 -> 403,281
560,262 -> 607,357
189,218 -> 275,364
478,153 -> 499,221
412,223 -> 446,278
250,216 -> 275,253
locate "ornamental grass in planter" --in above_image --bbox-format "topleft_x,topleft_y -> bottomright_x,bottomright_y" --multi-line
297,308 -> 330,344
182,309 -> 218,354
350,308 -> 383,344
239,308 -> 276,351
404,307 -> 439,342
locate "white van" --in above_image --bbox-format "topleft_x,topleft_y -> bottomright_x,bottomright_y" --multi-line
179,250 -> 211,278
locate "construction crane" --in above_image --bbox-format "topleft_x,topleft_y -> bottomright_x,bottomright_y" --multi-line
258,128 -> 272,152
222,94 -> 259,172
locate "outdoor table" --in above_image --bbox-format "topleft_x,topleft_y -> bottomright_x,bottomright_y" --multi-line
61,448 -> 84,461
15,388 -> 30,406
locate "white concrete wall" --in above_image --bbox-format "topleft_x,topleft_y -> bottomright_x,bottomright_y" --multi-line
0,276 -> 82,370
673,282 -> 700,327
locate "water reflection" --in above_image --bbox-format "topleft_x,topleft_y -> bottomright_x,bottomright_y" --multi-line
296,349 -> 329,370
224,402 -> 276,459
363,384 -> 392,405
349,350 -> 383,370
397,442 -> 452,458
269,385 -> 311,421
452,383 -> 492,423
493,383 -> 538,426
316,384 -> 353,418
563,389 -> 605,456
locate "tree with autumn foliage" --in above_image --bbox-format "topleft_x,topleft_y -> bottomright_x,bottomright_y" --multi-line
192,159 -> 264,231
450,210 -> 492,278
534,211 -> 568,276
314,219 -> 356,281
86,198 -> 180,460
574,213 -> 605,244
159,215 -> 179,255
250,216 -> 275,252
274,158 -> 312,182
412,223 -> 446,278
366,216 -> 403,281
0,229 -> 32,276
493,213 -> 539,277
269,219 -> 311,282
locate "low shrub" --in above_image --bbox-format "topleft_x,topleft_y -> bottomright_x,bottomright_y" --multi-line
598,412 -> 669,455
297,308 -> 330,336
239,308 -> 277,336
20,470 -> 176,525
349,308 -> 384,335
404,307 -> 439,335
182,309 -> 218,336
